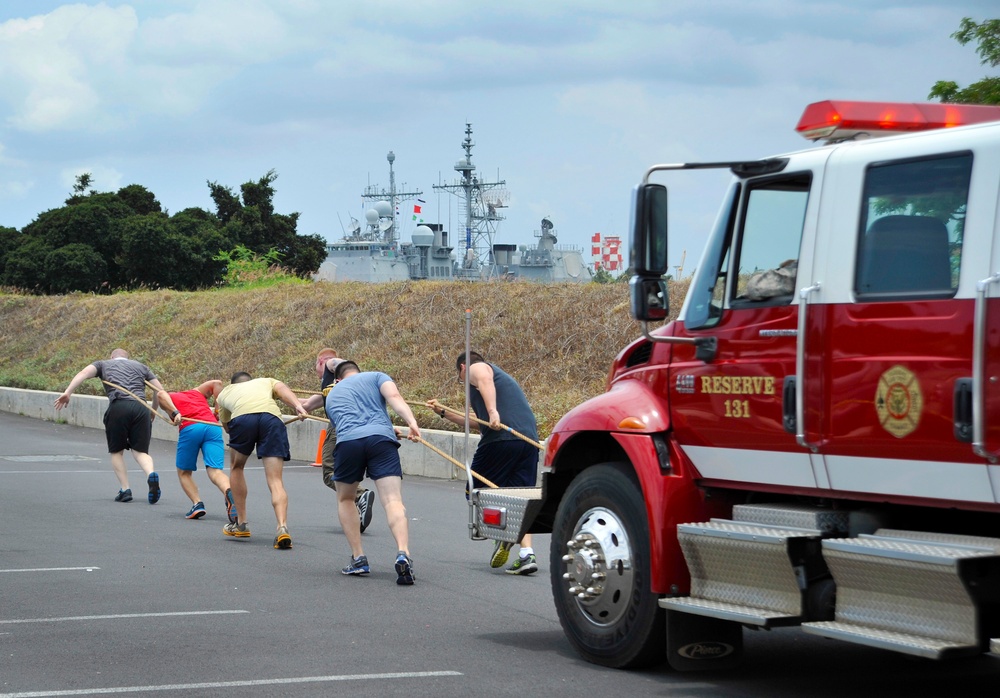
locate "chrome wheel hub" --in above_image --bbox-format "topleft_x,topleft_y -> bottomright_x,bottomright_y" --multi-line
561,506 -> 634,627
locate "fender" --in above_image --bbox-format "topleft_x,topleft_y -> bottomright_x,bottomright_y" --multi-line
547,379 -> 726,595
547,378 -> 671,442
608,432 -> 726,594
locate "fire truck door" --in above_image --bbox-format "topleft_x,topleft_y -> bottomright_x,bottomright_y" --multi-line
816,152 -> 986,503
672,172 -> 820,489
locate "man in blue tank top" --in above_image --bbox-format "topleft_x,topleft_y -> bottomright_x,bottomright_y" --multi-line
432,351 -> 540,575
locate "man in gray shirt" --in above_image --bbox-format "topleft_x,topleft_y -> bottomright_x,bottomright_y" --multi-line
55,348 -> 177,503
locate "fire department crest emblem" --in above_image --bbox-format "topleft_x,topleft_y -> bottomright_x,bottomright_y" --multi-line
875,365 -> 923,438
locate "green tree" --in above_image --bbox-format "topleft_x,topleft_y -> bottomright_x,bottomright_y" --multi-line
117,184 -> 163,216
207,170 -> 327,276
168,207 -> 232,288
213,245 -> 301,288
2,238 -> 54,292
0,226 -> 19,280
929,18 -> 1000,105
44,243 -> 108,294
117,214 -> 181,289
592,268 -> 615,284
72,172 -> 94,196
28,195 -> 133,288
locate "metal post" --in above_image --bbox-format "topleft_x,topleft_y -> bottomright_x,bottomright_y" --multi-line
464,309 -> 473,493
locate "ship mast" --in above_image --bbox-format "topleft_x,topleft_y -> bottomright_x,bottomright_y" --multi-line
433,123 -> 508,279
360,150 -> 423,246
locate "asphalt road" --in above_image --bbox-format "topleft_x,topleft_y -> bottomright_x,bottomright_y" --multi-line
1,411 -> 997,697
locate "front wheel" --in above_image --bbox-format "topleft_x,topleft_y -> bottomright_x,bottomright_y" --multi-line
550,462 -> 665,668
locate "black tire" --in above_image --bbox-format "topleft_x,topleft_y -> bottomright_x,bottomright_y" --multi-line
550,462 -> 666,668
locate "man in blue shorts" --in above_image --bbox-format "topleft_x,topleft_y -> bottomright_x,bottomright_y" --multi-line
430,351 -> 540,575
215,372 -> 310,549
55,348 -> 178,504
153,380 -> 236,522
325,360 -> 421,585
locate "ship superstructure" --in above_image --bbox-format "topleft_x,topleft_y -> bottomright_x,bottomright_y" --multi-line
314,127 -> 590,283
432,123 -> 510,280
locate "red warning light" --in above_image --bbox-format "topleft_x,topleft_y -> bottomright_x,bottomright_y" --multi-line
796,100 -> 1000,141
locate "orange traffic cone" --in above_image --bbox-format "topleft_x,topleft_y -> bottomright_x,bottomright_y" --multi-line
311,429 -> 326,467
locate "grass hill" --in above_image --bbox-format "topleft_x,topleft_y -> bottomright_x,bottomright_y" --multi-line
0,279 -> 688,435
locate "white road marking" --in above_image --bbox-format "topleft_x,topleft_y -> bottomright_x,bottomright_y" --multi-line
0,610 -> 248,625
0,470 -> 110,474
0,567 -> 100,573
0,465 -> 313,474
0,671 -> 463,697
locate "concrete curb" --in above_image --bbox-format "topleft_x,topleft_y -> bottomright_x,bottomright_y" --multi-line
0,387 -> 483,482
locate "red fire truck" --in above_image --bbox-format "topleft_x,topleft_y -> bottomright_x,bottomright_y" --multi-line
470,100 -> 1000,670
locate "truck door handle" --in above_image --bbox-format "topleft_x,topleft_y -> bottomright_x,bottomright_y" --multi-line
796,283 -> 821,450
954,377 -> 972,443
782,377 -> 796,434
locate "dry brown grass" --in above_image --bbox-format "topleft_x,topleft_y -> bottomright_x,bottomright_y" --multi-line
0,279 -> 689,434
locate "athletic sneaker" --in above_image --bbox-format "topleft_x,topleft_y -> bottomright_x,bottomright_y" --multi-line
506,553 -> 538,575
114,488 -> 133,502
273,525 -> 292,550
395,552 -> 415,585
224,488 -> 237,524
185,501 -> 206,519
341,555 -> 370,576
147,472 -> 160,504
357,488 -> 375,533
223,521 -> 250,538
490,540 -> 513,568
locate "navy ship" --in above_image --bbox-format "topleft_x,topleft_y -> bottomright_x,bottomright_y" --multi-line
314,125 -> 591,283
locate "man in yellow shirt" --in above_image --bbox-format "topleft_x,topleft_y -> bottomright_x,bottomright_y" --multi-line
216,372 -> 310,549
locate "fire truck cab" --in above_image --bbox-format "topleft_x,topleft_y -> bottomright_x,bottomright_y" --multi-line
470,100 -> 1000,671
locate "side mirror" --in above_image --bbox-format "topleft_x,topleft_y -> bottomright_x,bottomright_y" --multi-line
630,276 -> 669,322
629,183 -> 669,276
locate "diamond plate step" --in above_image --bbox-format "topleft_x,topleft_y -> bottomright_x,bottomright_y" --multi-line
801,531 -> 1000,659
660,596 -> 800,626
732,503 -> 849,534
668,520 -> 826,627
471,487 -> 543,545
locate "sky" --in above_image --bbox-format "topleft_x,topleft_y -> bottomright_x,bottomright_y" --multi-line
0,0 -> 996,275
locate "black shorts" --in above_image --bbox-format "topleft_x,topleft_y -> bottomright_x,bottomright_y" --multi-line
227,413 -> 291,460
333,435 -> 401,483
470,439 -> 538,489
103,399 -> 152,453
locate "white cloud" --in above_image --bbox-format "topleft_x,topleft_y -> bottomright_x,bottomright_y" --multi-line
0,4 -> 137,132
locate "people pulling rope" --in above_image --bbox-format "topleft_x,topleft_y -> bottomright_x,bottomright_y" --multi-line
142,379 -> 223,427
145,379 -> 323,426
406,399 -> 544,450
411,434 -> 499,489
101,379 -> 181,427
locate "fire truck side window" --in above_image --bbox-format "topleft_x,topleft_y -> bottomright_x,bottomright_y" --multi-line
733,175 -> 811,303
685,183 -> 740,330
855,152 -> 971,300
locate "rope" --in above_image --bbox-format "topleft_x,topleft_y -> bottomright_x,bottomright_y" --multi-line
100,380 -> 175,426
414,436 -> 498,489
406,399 -> 543,450
143,379 -> 222,427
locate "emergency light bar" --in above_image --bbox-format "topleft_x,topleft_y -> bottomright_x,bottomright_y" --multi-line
796,100 -> 1000,142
